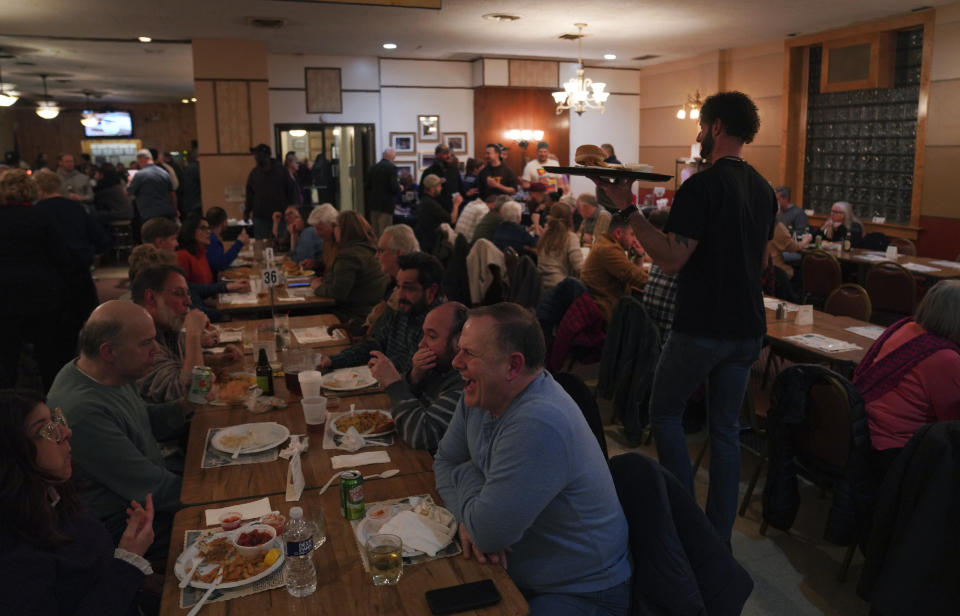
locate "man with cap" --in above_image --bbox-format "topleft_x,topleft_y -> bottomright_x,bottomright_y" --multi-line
416,174 -> 460,253
243,143 -> 300,239
521,141 -> 566,194
419,143 -> 464,213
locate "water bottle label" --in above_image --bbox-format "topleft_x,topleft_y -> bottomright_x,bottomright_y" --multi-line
286,538 -> 314,557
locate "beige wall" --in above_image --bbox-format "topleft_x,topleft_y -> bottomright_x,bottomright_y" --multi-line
193,39 -> 271,219
921,2 -> 960,220
638,41 -> 784,187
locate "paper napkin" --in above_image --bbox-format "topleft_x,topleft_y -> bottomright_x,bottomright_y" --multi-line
204,497 -> 272,527
379,510 -> 455,557
331,451 -> 390,469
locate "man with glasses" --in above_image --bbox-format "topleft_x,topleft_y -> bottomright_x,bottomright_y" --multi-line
319,252 -> 444,375
131,264 -> 239,403
47,299 -> 187,555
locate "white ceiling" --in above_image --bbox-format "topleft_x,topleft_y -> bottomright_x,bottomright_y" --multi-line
0,0 -> 947,103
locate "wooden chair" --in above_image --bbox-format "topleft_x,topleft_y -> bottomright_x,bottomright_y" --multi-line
800,249 -> 841,308
887,237 -> 916,256
865,262 -> 916,326
824,283 -> 872,321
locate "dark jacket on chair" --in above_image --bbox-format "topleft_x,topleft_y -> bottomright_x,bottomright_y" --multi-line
509,255 -> 542,309
762,364 -> 873,545
598,296 -> 661,440
547,293 -> 605,373
536,276 -> 587,350
610,453 -> 754,616
442,234 -> 470,305
858,421 -> 960,616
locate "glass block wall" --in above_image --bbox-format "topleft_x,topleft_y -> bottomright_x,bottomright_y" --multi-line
802,29 -> 922,224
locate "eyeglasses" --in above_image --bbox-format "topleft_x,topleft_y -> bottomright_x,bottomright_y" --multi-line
198,224 -> 211,231
38,407 -> 69,444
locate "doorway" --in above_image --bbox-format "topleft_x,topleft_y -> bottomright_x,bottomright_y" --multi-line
275,123 -> 376,214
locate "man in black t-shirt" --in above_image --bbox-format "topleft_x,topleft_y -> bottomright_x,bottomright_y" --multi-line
597,91 -> 776,544
476,144 -> 517,201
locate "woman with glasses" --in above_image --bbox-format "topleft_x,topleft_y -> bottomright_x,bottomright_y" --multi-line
0,389 -> 156,614
312,211 -> 388,322
176,212 -> 249,290
819,201 -> 863,247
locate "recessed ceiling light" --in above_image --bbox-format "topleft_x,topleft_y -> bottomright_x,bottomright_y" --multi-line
382,43 -> 397,50
138,36 -> 152,43
604,54 -> 617,60
482,13 -> 521,22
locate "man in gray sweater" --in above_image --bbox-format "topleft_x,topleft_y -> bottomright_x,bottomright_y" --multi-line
434,303 -> 631,613
47,300 -> 187,555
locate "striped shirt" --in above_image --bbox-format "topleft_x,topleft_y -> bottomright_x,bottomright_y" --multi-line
386,367 -> 464,452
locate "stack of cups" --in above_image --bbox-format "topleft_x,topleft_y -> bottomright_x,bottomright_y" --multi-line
298,370 -> 327,433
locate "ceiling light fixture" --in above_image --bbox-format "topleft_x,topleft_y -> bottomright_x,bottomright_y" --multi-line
138,36 -> 152,43
382,43 -> 397,50
288,129 -> 307,137
80,92 -> 98,127
603,53 -> 617,60
676,90 -> 703,120
0,63 -> 18,107
482,13 -> 521,22
35,75 -> 59,119
552,23 -> 608,116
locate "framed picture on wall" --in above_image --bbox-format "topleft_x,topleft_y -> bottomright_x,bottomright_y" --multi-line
442,132 -> 467,154
418,115 -> 440,142
395,160 -> 416,179
418,152 -> 436,173
389,132 -> 416,154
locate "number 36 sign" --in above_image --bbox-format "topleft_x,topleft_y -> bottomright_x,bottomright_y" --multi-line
261,267 -> 282,288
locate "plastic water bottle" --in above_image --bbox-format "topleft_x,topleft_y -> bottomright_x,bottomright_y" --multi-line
283,507 -> 317,597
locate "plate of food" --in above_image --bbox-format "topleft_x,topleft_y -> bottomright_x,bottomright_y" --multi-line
211,422 -> 290,454
174,525 -> 284,589
355,497 -> 456,558
543,144 -> 672,182
210,376 -> 253,406
221,266 -> 254,281
322,366 -> 378,392
330,409 -> 395,437
282,262 -> 314,278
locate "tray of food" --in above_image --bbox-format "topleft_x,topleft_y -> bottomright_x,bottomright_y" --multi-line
330,410 -> 395,437
544,144 -> 672,182
174,525 -> 283,589
221,267 -> 255,281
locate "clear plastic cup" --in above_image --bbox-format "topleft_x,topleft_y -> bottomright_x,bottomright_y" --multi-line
298,370 -> 324,398
301,396 -> 328,433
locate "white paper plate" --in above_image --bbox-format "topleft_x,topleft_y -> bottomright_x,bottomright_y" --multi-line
211,422 -> 290,454
321,366 -> 378,392
174,530 -> 284,589
329,409 -> 395,438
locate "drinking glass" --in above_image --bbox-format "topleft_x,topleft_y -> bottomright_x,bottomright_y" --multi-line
366,534 -> 402,586
310,508 -> 327,549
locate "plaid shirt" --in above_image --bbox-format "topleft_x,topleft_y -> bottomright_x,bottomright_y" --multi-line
641,264 -> 678,335
329,298 -> 440,374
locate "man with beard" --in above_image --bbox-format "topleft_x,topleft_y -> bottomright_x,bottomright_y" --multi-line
419,143 -> 464,213
131,264 -> 241,403
520,141 -> 566,194
319,252 -> 444,375
46,300 -> 187,554
368,302 -> 467,452
596,91 -> 776,544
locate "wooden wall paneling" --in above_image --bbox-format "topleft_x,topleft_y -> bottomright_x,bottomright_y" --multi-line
12,102 -> 198,165
508,60 -> 559,88
305,67 -> 343,114
473,86 -> 571,178
215,81 -> 252,154
779,45 -> 809,204
195,81 -> 218,155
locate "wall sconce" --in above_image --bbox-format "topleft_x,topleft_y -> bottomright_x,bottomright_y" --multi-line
676,90 -> 703,120
504,129 -> 544,150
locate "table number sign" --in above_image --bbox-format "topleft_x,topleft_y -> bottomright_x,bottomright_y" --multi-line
262,267 -> 281,288
795,304 -> 814,326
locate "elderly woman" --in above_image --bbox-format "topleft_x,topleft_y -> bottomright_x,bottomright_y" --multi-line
307,202 -> 339,275
0,170 -> 74,390
312,211 -> 388,322
492,200 -> 537,253
819,201 -> 863,246
536,202 -> 584,292
283,205 -> 322,267
853,280 -> 960,482
0,390 -> 156,614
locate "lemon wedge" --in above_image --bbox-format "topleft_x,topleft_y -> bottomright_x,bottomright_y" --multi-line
264,548 -> 281,566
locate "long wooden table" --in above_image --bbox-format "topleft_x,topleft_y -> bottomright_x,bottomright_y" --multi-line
812,245 -> 960,281
216,286 -> 335,315
217,313 -> 349,356
161,476 -> 528,615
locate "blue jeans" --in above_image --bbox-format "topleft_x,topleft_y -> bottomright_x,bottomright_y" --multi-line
522,580 -> 631,616
650,331 -> 763,542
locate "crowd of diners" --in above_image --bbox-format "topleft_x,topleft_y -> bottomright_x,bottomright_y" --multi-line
0,90 -> 957,615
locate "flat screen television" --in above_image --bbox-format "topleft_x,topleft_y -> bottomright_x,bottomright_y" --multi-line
82,110 -> 133,138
